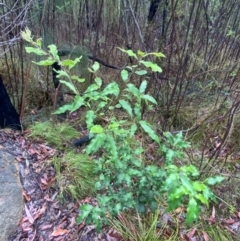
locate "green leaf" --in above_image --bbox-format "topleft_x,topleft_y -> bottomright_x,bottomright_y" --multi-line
142,94 -> 157,104
139,120 -> 160,143
62,59 -> 75,68
165,149 -> 176,164
174,132 -> 191,148
71,75 -> 85,83
92,62 -> 100,72
139,80 -> 147,93
121,69 -> 129,82
90,125 -> 104,134
25,47 -> 45,55
55,69 -> 70,79
77,204 -> 94,223
139,60 -> 162,72
180,175 -> 195,194
54,103 -> 73,114
48,44 -> 60,61
21,28 -> 33,42
104,135 -> 118,158
180,165 -> 199,177
117,47 -> 138,59
130,123 -> 137,137
102,82 -> 120,97
126,83 -> 140,99
87,133 -> 106,154
84,83 -> 99,93
145,52 -> 166,58
36,38 -> 42,47
32,59 -> 56,66
95,77 -> 102,87
192,181 -> 206,192
168,187 -> 185,202
202,185 -> 214,198
186,198 -> 199,224
97,101 -> 107,111
62,58 -> 80,69
134,104 -> 141,120
70,95 -> 85,112
114,203 -> 122,214
119,99 -> 133,117
59,80 -> 78,94
137,50 -> 145,57
108,122 -> 120,130
153,52 -> 165,58
86,110 -> 96,129
195,193 -> 209,206
135,70 -> 147,76
205,176 -> 225,185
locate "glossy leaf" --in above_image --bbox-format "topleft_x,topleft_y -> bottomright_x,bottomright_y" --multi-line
102,82 -> 120,97
92,62 -> 100,71
205,176 -> 225,185
90,125 -> 104,134
32,59 -> 56,66
139,80 -> 147,93
139,60 -> 162,72
121,69 -> 129,82
25,47 -> 45,55
71,75 -> 85,82
135,70 -> 147,76
139,120 -> 160,143
55,70 -> 70,79
142,94 -> 157,104
119,99 -> 133,117
186,198 -> 199,224
94,77 -> 102,87
70,95 -> 85,112
48,44 -> 60,61
86,110 -> 96,129
59,80 -> 78,94
117,47 -> 138,59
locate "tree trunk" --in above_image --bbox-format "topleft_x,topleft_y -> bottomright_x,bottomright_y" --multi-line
0,75 -> 21,130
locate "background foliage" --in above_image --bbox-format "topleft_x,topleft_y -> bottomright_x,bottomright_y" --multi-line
1,1 -> 240,237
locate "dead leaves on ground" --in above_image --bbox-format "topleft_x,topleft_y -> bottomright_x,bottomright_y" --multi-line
4,130 -> 240,240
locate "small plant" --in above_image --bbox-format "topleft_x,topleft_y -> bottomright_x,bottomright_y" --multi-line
109,211 -> 164,241
29,121 -> 79,149
52,151 -> 96,200
21,28 -> 225,232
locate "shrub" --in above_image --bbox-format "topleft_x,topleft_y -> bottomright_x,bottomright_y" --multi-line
21,28 -> 225,232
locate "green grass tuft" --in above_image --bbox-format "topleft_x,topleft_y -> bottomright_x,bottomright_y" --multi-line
51,151 -> 96,200
29,121 -> 79,149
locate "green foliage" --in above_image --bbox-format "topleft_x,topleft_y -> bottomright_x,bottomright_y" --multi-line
22,29 -> 224,232
29,121 -> 79,149
76,126 -> 165,232
164,163 -> 220,224
51,151 -> 96,200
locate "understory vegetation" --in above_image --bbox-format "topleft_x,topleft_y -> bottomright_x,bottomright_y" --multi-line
1,0 -> 240,239
21,28 -> 232,239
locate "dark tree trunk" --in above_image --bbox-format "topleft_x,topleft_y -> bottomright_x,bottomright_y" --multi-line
148,0 -> 162,22
0,75 -> 21,130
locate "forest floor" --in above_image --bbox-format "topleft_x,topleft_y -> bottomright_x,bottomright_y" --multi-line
3,128 -> 240,241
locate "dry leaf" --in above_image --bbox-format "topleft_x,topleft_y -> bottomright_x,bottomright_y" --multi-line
51,228 -> 69,237
202,231 -> 209,241
187,227 -> 197,238
25,204 -> 34,224
208,206 -> 216,224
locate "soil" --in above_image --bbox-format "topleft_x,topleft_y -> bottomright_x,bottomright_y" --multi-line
0,129 -> 112,241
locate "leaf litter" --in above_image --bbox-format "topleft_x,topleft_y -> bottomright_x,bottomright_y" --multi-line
0,129 -> 239,240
